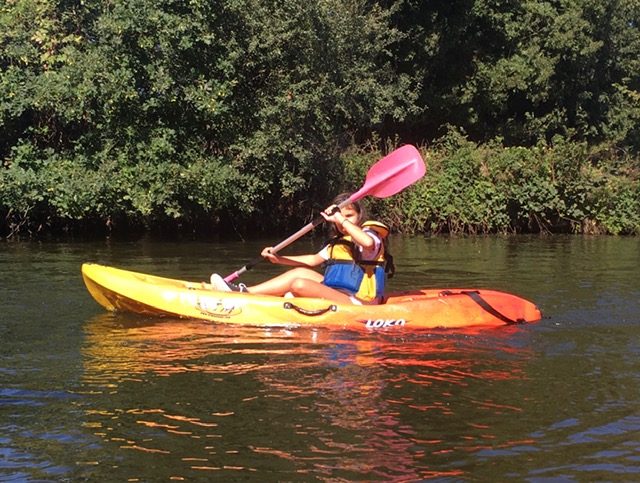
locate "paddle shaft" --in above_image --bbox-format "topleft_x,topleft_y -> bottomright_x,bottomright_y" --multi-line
223,200 -> 350,282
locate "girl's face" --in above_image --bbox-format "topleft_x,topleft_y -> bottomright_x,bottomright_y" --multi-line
338,205 -> 360,234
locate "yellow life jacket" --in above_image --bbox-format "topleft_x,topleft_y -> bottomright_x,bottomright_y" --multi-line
322,221 -> 391,302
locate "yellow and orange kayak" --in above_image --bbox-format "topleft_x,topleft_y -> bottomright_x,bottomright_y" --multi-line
81,263 -> 542,331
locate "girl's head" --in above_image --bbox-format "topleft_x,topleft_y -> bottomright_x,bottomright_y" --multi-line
327,193 -> 367,237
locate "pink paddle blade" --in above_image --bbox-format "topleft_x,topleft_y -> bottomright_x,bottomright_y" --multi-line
349,145 -> 426,202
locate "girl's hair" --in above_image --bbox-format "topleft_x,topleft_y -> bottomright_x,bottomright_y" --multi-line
326,193 -> 367,238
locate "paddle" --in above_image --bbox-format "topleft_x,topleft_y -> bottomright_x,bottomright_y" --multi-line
224,144 -> 426,282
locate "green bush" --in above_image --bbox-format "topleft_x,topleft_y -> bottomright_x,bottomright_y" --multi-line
1,0 -> 638,238
341,132 -> 640,236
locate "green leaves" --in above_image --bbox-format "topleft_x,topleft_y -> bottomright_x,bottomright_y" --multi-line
0,0 -> 638,237
395,0 -> 640,148
343,133 -> 639,236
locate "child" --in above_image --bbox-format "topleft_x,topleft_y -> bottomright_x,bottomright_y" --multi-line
210,194 -> 394,305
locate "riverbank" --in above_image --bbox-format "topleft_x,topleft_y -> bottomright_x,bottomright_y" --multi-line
2,134 -> 638,239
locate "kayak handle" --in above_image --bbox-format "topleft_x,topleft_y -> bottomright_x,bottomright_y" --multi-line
439,290 -> 525,325
283,302 -> 337,316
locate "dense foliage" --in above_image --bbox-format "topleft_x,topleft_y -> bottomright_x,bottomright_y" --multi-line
392,0 -> 640,148
347,134 -> 640,235
1,0 -> 638,238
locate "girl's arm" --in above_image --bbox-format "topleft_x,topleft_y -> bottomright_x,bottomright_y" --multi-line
338,220 -> 375,249
261,247 -> 324,267
321,207 -> 375,250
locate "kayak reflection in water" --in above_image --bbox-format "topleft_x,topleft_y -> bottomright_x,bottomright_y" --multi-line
210,193 -> 395,305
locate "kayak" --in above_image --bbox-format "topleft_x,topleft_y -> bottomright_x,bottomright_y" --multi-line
81,263 -> 542,330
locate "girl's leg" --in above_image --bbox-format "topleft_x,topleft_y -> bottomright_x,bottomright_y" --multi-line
288,278 -> 355,304
247,267 -> 323,296
247,267 -> 356,304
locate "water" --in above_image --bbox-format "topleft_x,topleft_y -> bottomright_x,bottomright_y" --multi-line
1,236 -> 639,481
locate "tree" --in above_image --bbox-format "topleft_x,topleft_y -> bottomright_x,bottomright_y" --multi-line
0,0 -> 416,235
389,0 -> 640,149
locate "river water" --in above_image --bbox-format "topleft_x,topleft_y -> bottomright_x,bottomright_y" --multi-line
1,235 -> 639,481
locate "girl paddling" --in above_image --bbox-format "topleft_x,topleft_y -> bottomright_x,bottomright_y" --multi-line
209,194 -> 394,305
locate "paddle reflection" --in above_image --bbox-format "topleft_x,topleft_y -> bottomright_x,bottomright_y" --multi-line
80,314 -> 533,480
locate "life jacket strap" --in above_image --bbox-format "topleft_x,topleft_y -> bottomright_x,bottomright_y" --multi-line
323,259 -> 385,268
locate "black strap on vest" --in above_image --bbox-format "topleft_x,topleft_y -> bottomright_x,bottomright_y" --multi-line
323,259 -> 384,267
440,290 -> 525,325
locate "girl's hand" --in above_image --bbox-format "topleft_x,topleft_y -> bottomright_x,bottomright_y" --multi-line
321,203 -> 375,249
261,247 -> 279,263
320,204 -> 344,224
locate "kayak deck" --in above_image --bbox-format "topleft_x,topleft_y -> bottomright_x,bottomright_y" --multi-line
81,263 -> 542,330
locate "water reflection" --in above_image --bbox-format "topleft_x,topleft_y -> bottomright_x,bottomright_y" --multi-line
80,314 -> 537,480
3,236 -> 639,481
